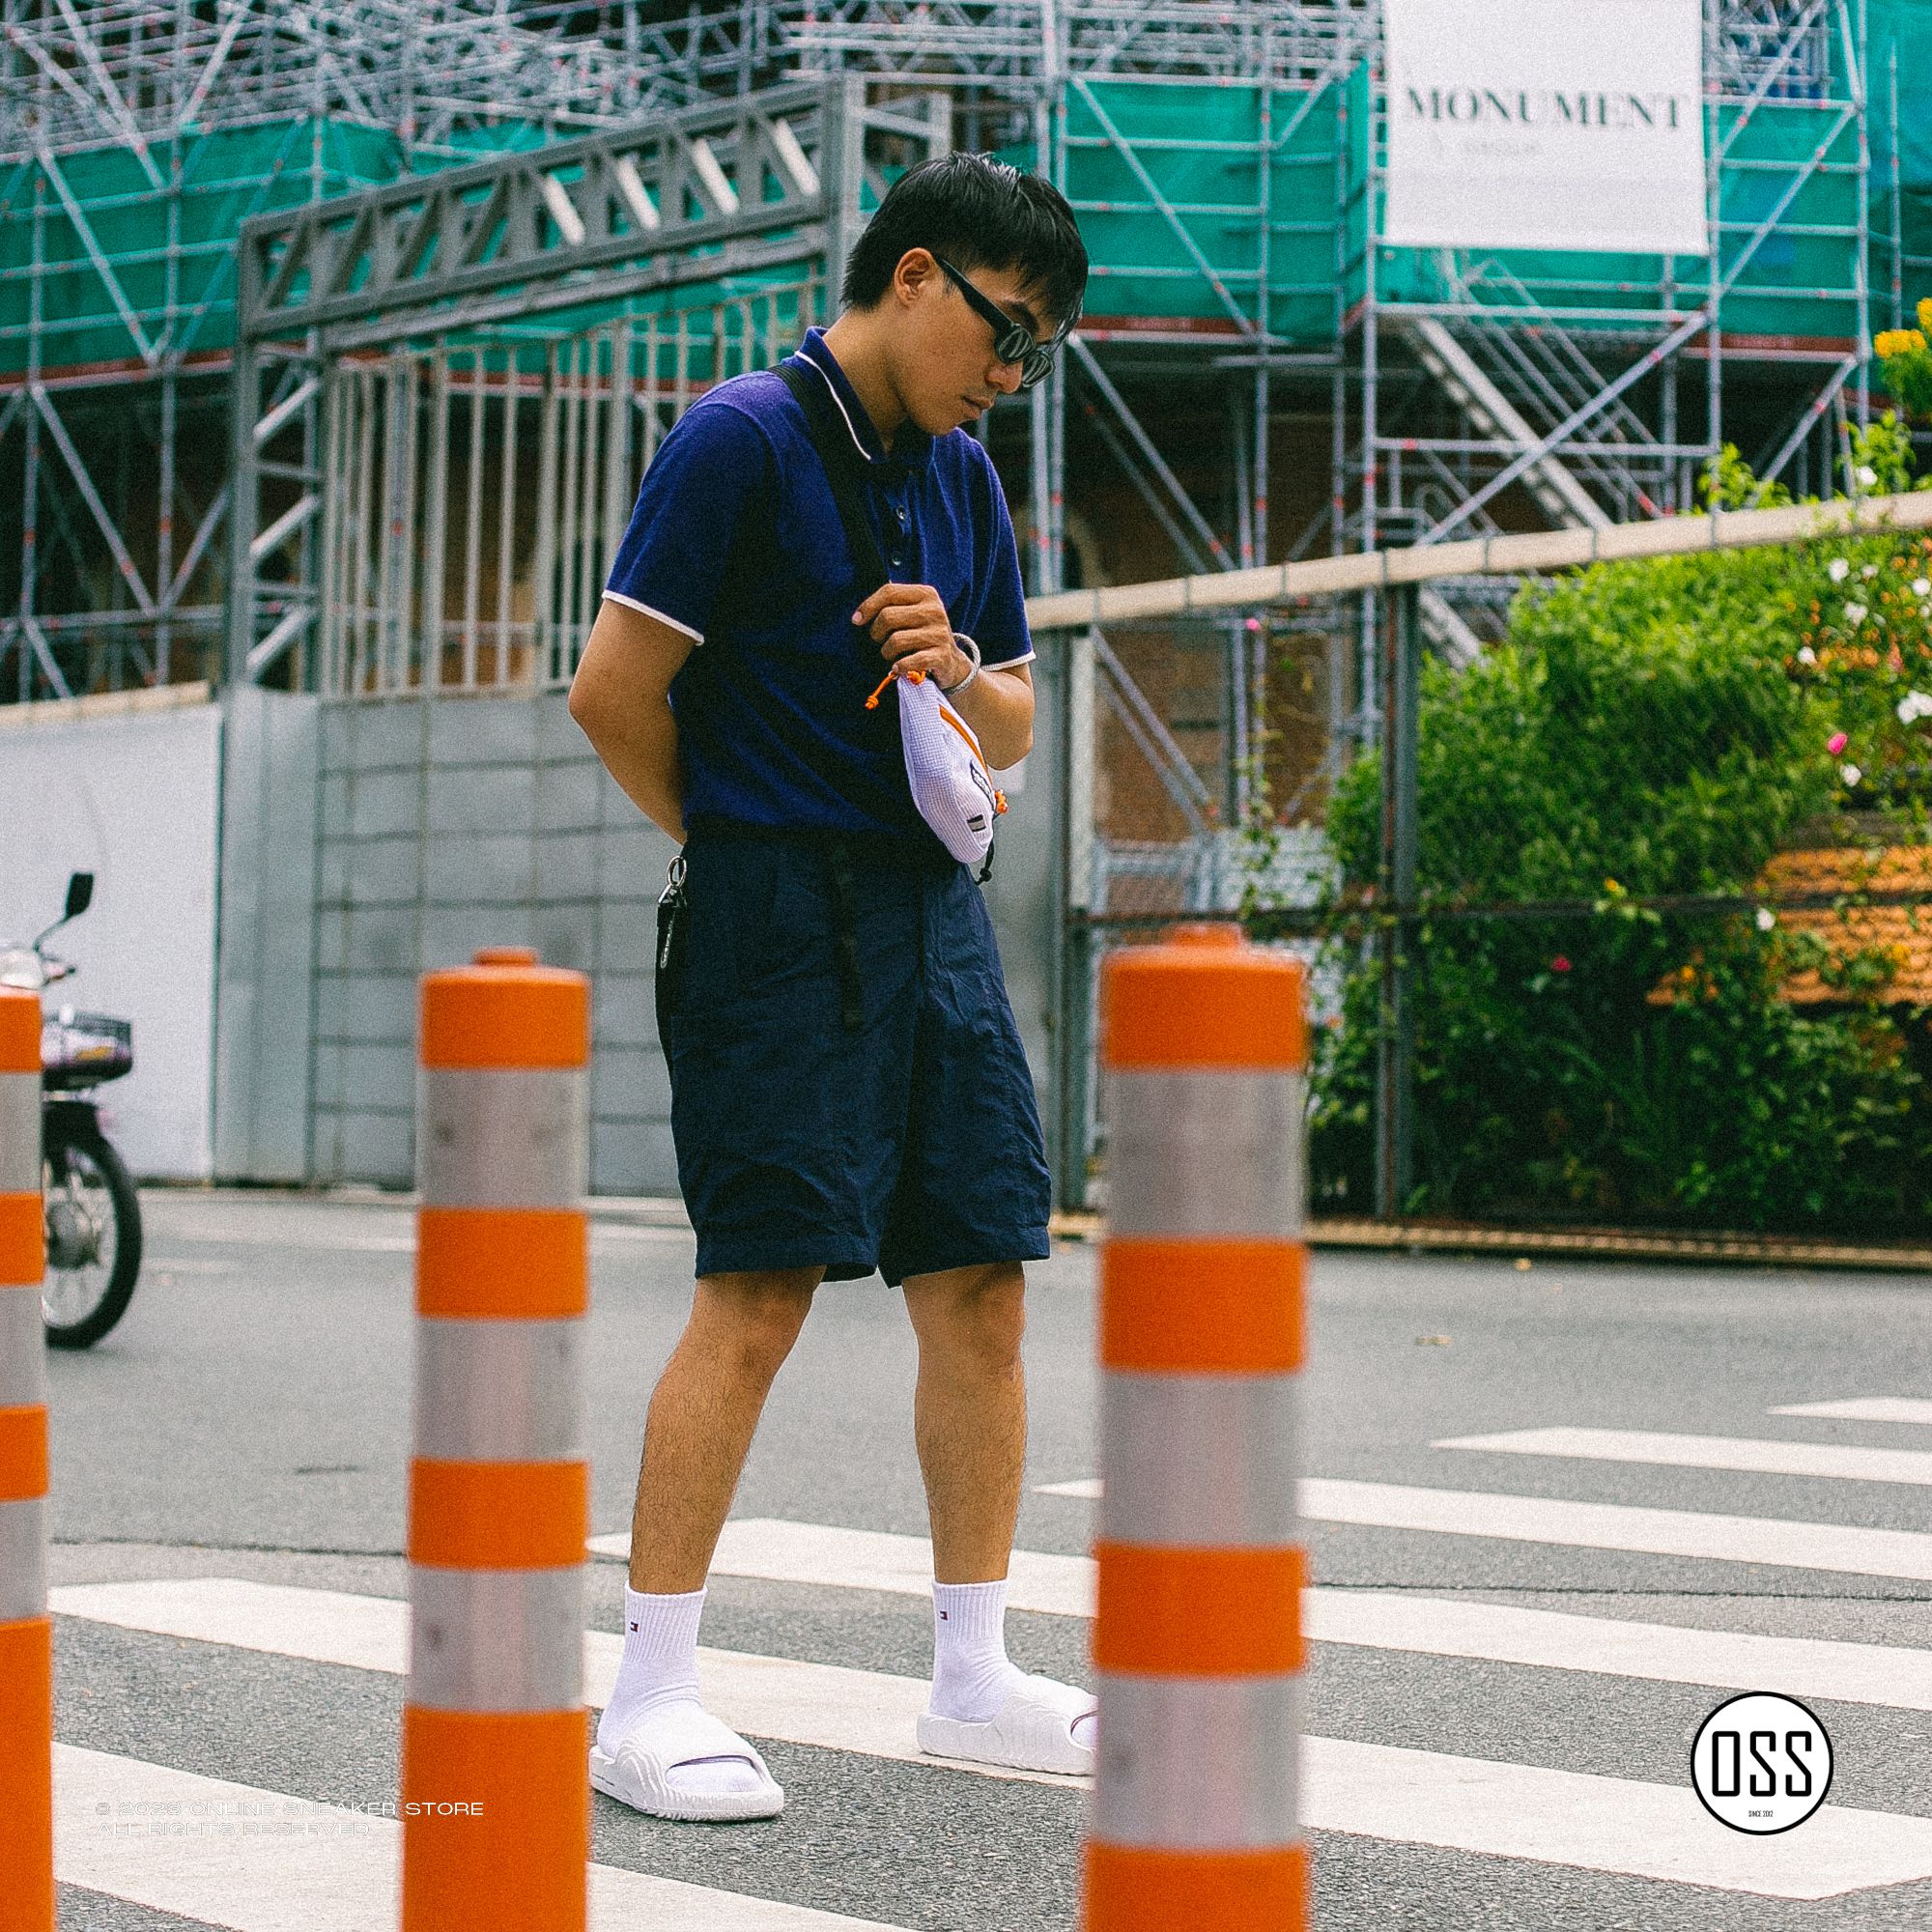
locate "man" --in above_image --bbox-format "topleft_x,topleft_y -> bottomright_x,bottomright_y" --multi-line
567,153 -> 1091,1823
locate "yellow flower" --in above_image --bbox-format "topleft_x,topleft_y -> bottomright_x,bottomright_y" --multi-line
1919,297 -> 1932,333
1875,328 -> 1927,360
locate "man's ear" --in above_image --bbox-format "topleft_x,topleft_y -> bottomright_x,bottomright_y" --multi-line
893,246 -> 940,309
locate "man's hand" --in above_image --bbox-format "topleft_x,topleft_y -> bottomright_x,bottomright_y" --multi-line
853,581 -> 1036,769
854,582 -> 974,691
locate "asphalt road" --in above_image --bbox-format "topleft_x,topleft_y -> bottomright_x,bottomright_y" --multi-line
41,1188 -> 1932,1930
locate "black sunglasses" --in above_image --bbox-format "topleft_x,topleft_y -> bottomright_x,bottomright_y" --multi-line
933,254 -> 1076,391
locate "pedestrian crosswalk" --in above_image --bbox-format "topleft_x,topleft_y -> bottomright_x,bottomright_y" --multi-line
597,1515 -> 1932,1709
53,1552 -> 1932,1904
51,1389 -> 1932,1923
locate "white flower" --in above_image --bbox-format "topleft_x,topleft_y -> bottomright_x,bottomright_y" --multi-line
1858,465 -> 1879,489
1798,645 -> 1817,665
1864,562 -> 1881,580
1842,762 -> 1863,785
1914,578 -> 1931,597
1845,602 -> 1868,625
1755,907 -> 1776,932
1829,557 -> 1851,582
1900,690 -> 1932,724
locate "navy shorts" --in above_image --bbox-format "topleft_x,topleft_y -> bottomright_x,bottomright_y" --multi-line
661,830 -> 1054,1287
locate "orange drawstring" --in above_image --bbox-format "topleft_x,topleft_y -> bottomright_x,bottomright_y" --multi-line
863,665 -> 923,710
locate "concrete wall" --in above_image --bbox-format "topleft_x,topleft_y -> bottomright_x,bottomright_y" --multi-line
311,689 -> 679,1192
0,671 -> 1064,1205
0,690 -> 223,1179
307,682 -> 1064,1204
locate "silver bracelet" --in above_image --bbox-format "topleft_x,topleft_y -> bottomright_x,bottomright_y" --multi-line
942,632 -> 981,696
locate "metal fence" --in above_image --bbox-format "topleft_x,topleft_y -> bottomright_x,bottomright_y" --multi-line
311,281 -> 823,699
1042,490 -> 1932,1240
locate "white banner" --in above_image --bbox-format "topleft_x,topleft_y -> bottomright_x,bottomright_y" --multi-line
1382,0 -> 1708,256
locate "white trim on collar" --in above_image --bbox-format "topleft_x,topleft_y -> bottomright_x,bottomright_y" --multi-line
795,343 -> 878,465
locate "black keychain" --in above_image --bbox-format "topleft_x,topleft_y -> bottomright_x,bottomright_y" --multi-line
653,852 -> 688,1071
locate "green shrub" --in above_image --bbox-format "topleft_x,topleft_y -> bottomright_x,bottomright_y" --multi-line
1292,465 -> 1932,1232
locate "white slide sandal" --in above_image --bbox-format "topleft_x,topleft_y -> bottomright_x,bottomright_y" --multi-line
915,1673 -> 1096,1776
589,1703 -> 785,1823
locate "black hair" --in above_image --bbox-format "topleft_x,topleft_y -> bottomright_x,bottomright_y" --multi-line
839,152 -> 1088,332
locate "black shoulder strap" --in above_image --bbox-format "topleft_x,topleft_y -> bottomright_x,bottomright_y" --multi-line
774,358 -> 997,885
775,359 -> 892,598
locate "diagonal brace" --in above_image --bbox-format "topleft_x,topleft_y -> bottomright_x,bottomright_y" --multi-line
32,384 -> 156,613
1422,310 -> 1712,545
49,0 -> 162,188
1760,356 -> 1858,492
1071,334 -> 1234,570
33,141 -> 159,366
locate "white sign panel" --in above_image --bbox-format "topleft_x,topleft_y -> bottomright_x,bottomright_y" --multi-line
1383,0 -> 1708,256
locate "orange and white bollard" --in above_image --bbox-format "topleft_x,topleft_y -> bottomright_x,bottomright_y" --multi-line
0,986 -> 52,1932
1084,924 -> 1310,1932
404,946 -> 592,1932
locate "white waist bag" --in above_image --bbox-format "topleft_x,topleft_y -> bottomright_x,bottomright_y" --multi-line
891,669 -> 1008,867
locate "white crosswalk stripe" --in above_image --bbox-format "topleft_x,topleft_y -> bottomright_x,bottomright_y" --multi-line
48,1577 -> 1084,1791
1305,1476 -> 1932,1579
601,1515 -> 1932,1708
1041,1473 -> 1932,1577
51,1570 -> 1932,1901
55,1744 -> 909,1931
1301,1737 -> 1932,1900
1772,1397 -> 1932,1426
1435,1424 -> 1932,1487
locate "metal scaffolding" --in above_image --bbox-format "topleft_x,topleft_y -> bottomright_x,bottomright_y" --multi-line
0,0 -> 1898,700
0,0 -> 745,701
4,0 -> 1918,1213
1337,0 -> 1872,588
224,76 -> 950,691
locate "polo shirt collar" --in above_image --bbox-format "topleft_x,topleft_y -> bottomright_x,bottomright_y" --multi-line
793,327 -> 935,477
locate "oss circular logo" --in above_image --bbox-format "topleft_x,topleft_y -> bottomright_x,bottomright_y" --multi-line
1690,1692 -> 1833,1834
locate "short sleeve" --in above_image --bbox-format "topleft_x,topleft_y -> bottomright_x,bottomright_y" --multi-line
603,400 -> 772,645
966,440 -> 1034,668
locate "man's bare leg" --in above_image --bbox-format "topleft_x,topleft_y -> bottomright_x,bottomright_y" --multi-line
595,1268 -> 820,1815
626,1266 -> 822,1593
901,1261 -> 1094,1762
901,1262 -> 1028,1581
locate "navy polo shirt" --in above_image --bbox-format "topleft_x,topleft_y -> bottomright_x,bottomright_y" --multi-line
602,327 -> 1034,839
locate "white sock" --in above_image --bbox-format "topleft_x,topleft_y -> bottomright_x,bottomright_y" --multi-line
928,1579 -> 1097,1748
597,1584 -> 762,1797
926,1579 -> 1026,1720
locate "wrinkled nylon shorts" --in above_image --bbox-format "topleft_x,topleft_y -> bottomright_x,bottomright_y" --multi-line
661,830 -> 1054,1288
